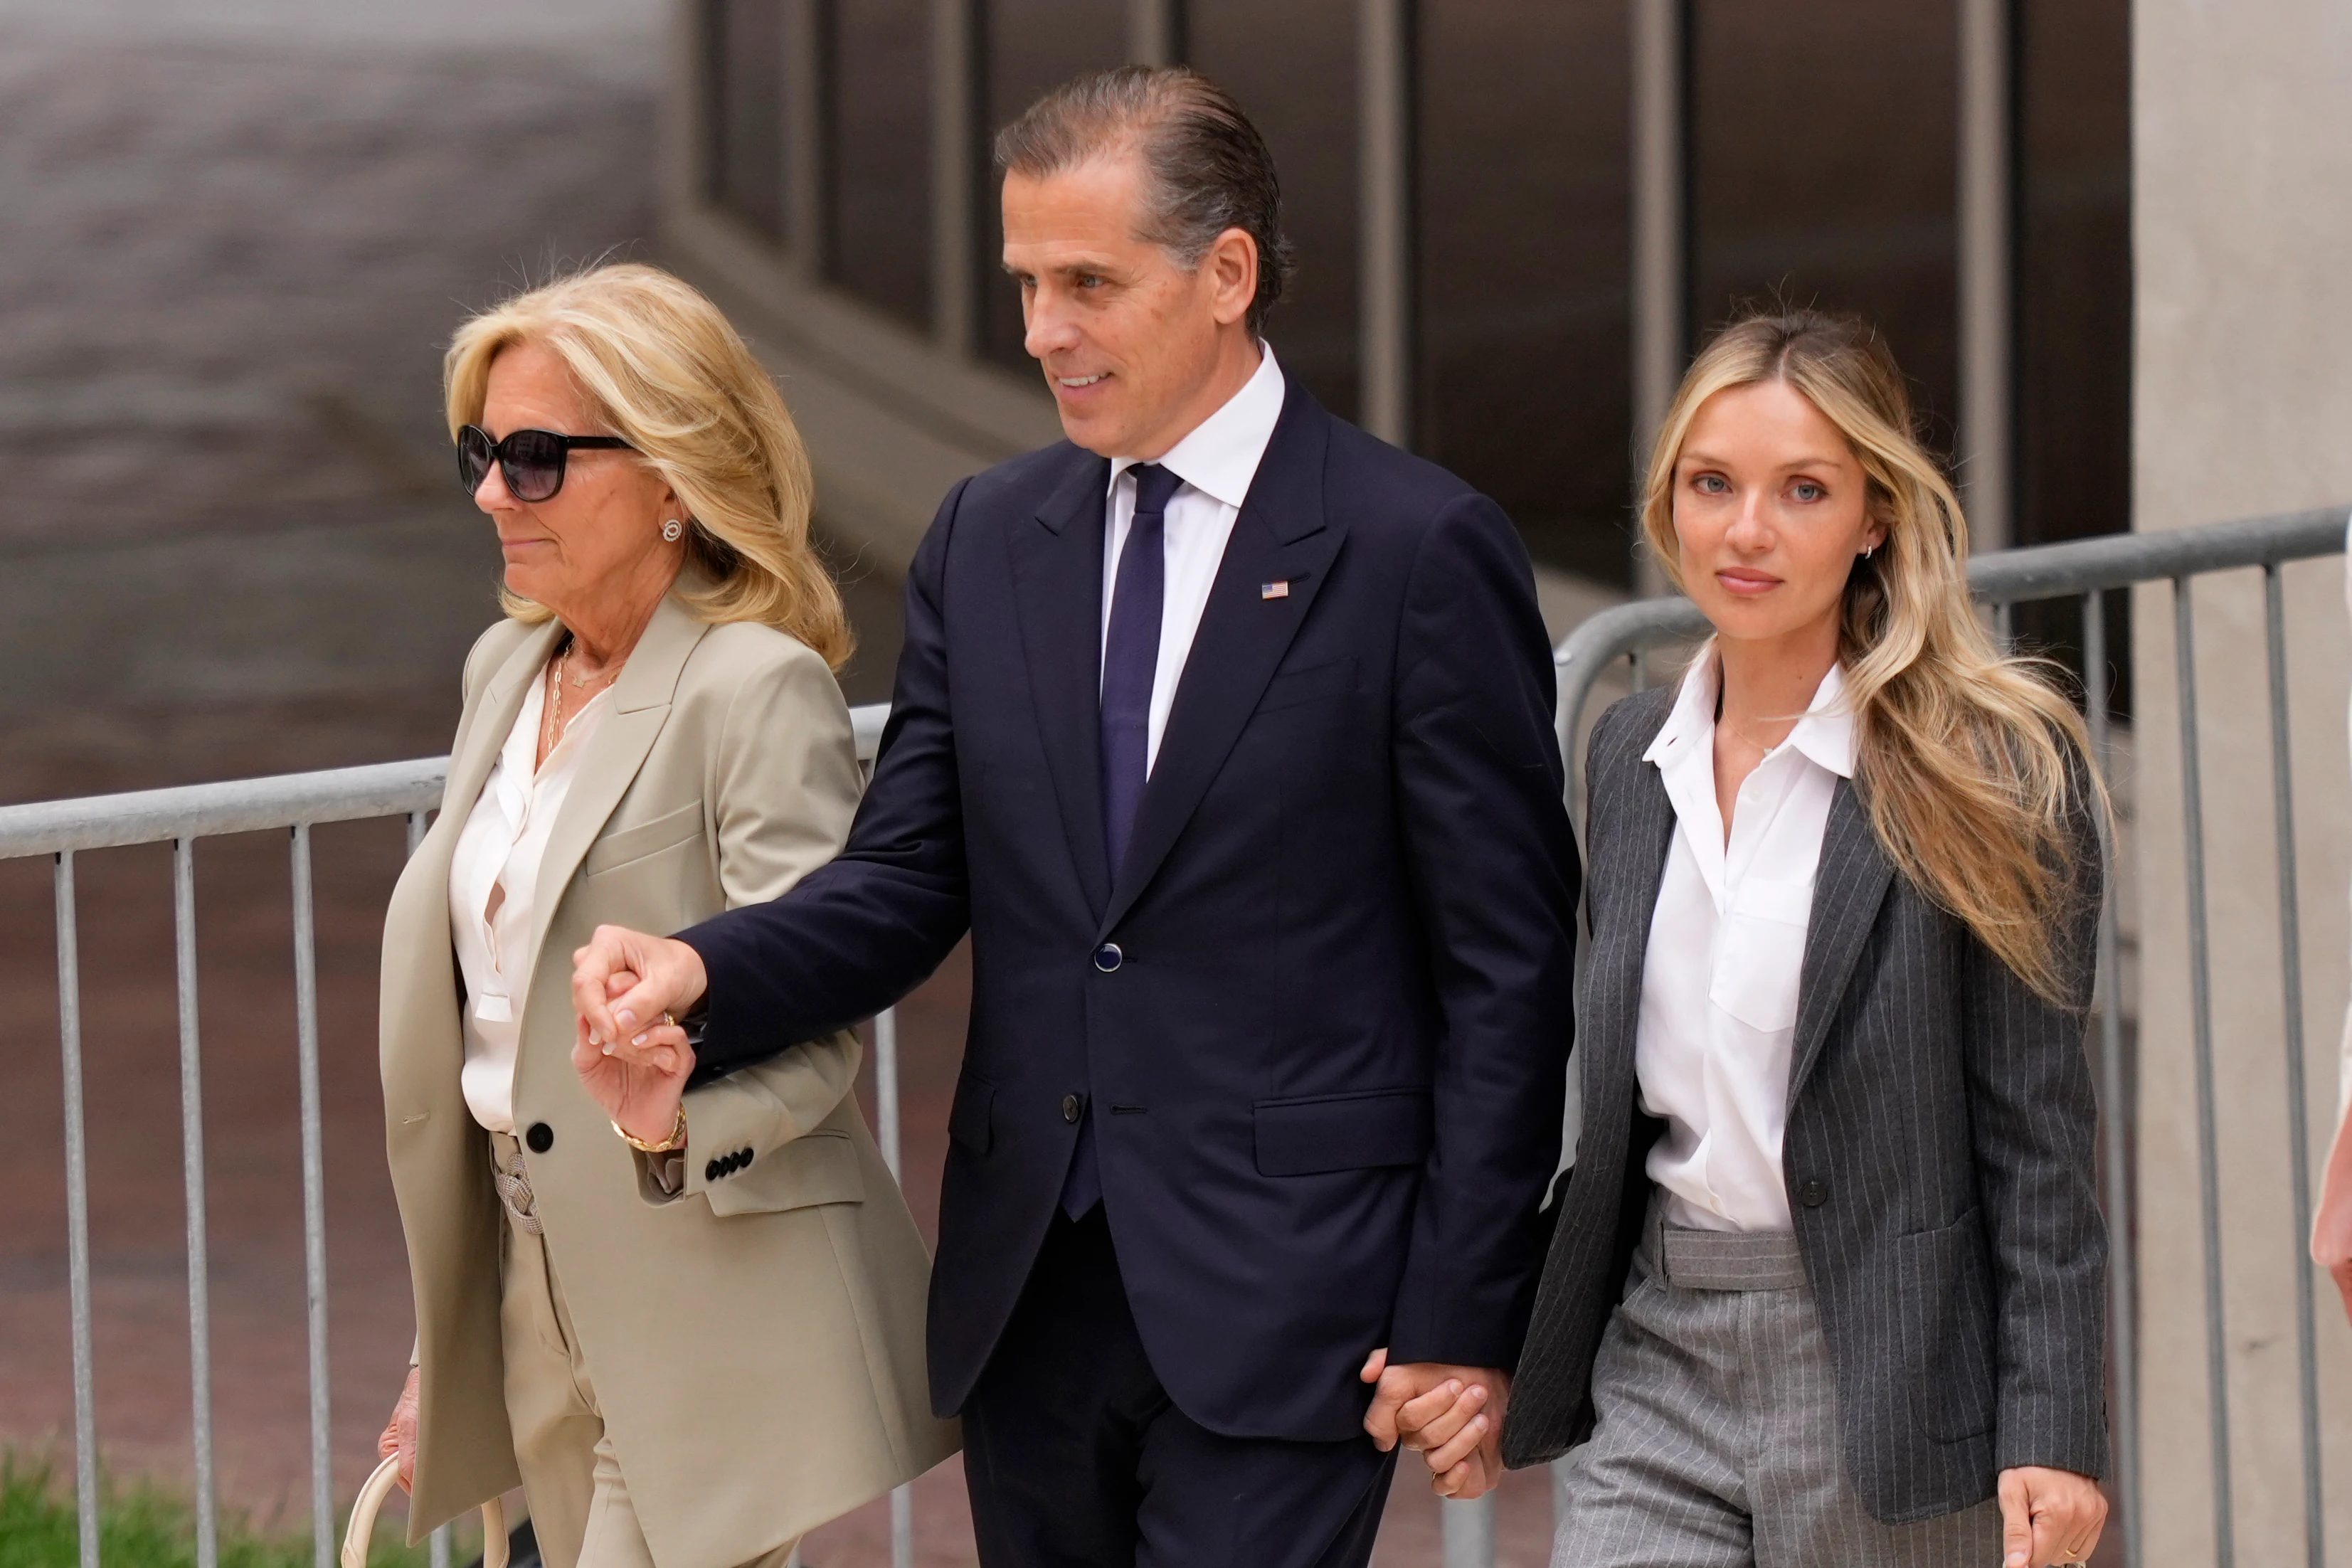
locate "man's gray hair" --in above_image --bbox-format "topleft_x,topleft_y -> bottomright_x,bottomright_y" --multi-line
994,65 -> 1294,336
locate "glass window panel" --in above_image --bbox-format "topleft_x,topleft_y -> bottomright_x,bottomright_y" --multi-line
1417,0 -> 1630,586
1689,0 -> 1960,453
828,0 -> 933,328
704,0 -> 785,241
2013,0 -> 2131,706
980,0 -> 1129,374
1190,0 -> 1361,423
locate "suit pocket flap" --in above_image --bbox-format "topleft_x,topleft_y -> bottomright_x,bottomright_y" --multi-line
1256,656 -> 1358,714
701,1128 -> 864,1217
1254,1088 -> 1432,1176
581,801 -> 705,876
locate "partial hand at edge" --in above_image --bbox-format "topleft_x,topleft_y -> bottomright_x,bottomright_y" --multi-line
377,1367 -> 419,1494
1998,1466 -> 2108,1568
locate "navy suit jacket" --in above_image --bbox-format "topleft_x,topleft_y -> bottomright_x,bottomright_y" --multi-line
680,378 -> 1580,1442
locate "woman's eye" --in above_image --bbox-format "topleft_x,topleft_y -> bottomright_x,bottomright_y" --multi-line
1791,481 -> 1823,502
1693,474 -> 1729,494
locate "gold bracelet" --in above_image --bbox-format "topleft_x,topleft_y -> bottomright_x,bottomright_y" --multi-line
612,1102 -> 688,1154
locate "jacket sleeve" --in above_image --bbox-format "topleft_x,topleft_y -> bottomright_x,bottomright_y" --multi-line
1966,763 -> 2111,1478
676,479 -> 976,1079
1382,491 -> 1583,1371
637,638 -> 870,1203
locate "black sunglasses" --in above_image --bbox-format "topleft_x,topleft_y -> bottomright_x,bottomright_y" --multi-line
456,425 -> 633,503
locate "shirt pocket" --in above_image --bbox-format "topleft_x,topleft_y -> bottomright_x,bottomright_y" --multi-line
1707,875 -> 1814,1034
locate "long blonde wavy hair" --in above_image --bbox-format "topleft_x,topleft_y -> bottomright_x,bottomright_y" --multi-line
1641,310 -> 2098,1003
445,263 -> 852,670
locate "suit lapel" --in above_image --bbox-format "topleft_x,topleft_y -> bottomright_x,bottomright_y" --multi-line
1589,707 -> 1678,1108
521,595 -> 707,990
1007,450 -> 1118,918
1098,387 -> 1342,936
440,623 -> 564,840
1786,779 -> 1895,1107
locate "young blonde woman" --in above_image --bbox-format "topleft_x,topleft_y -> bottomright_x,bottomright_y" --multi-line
1487,312 -> 2109,1567
374,263 -> 955,1568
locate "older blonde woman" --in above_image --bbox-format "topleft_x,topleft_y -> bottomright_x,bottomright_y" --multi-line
374,263 -> 955,1568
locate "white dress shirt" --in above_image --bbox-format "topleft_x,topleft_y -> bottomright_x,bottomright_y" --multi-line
447,660 -> 612,1134
1102,344 -> 1286,773
1636,647 -> 1855,1233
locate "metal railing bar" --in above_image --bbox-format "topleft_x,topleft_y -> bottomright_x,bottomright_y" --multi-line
406,811 -> 429,859
1992,598 -> 2013,648
175,837 -> 219,1568
0,758 -> 447,862
2173,581 -> 2234,1566
430,1523 -> 450,1568
2262,565 -> 2325,1568
2082,590 -> 2139,1567
1964,507 -> 2348,602
872,1005 -> 913,1568
290,826 -> 334,1568
55,851 -> 100,1568
0,707 -> 899,865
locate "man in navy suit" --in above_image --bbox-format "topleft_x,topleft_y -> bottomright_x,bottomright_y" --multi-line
573,65 -> 1578,1566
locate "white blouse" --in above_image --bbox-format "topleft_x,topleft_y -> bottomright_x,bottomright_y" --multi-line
447,659 -> 612,1134
1636,648 -> 1854,1233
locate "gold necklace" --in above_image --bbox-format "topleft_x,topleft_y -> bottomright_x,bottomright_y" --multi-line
546,637 -> 625,754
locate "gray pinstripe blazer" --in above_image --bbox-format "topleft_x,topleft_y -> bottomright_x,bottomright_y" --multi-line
1500,682 -> 2109,1525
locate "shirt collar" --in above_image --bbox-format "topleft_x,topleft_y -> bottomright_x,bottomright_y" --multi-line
1641,642 -> 1857,780
1106,343 -> 1286,510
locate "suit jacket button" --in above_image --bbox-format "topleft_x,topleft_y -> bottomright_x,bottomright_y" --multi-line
1093,943 -> 1123,973
525,1123 -> 553,1154
1061,1093 -> 1083,1123
704,1158 -> 721,1182
1799,1178 -> 1827,1208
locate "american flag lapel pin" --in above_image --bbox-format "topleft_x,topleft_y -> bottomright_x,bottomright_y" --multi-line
1261,580 -> 1291,600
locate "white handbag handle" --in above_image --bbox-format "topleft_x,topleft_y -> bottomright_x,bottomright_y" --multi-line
342,1455 -> 509,1568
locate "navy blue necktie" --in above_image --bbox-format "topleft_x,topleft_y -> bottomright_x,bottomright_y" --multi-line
1061,461 -> 1181,1219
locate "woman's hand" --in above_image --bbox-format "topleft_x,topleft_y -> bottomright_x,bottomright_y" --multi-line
378,1367 -> 420,1493
571,968 -> 695,1146
1998,1466 -> 2107,1567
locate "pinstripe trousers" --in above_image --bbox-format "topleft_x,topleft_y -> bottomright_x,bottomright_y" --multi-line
1551,1206 -> 2002,1568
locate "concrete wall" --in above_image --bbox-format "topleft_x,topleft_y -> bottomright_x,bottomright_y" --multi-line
2133,1 -> 2352,1560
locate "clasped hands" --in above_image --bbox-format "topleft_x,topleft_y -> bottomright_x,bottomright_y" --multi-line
1360,1349 -> 1508,1498
569,925 -> 711,1145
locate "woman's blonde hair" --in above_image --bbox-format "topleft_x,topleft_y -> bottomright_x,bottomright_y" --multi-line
444,262 -> 852,670
1641,309 -> 2098,1003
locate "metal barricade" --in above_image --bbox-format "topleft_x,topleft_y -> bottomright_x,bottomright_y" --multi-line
6,507 -> 2348,1568
1,710 -> 896,1568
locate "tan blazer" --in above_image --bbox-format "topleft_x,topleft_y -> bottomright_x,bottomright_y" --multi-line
380,593 -> 957,1568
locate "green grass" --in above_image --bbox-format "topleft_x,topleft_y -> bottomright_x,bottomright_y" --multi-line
0,1457 -> 447,1568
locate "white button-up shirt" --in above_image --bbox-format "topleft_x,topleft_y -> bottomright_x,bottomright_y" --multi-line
1636,647 -> 1854,1233
1101,344 -> 1286,773
447,661 -> 611,1134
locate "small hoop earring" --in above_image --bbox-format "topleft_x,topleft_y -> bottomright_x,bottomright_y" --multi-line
661,519 -> 684,542
1863,542 -> 1876,560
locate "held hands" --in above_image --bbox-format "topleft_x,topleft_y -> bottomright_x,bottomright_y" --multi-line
1998,1466 -> 2107,1566
1360,1347 -> 1509,1500
569,923 -> 708,1146
377,1367 -> 420,1493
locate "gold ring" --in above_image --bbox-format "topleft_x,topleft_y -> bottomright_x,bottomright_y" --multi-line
661,1011 -> 675,1027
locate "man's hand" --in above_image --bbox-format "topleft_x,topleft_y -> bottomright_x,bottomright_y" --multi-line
1998,1466 -> 2107,1567
572,970 -> 695,1145
378,1367 -> 420,1493
572,924 -> 708,1074
1360,1347 -> 1509,1500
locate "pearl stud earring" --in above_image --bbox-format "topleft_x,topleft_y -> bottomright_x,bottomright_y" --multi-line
661,519 -> 684,541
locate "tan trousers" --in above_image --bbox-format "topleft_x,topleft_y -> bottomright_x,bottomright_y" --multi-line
492,1134 -> 799,1568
